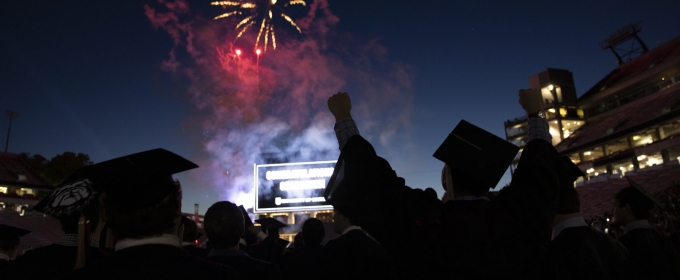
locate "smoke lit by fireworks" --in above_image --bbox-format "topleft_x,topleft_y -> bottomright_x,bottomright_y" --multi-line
211,0 -> 305,51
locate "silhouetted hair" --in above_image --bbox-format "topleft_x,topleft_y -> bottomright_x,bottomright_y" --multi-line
103,182 -> 181,240
301,218 -> 325,245
614,186 -> 653,220
451,169 -> 488,197
182,217 -> 199,243
293,232 -> 304,248
204,201 -> 244,249
59,200 -> 101,234
556,187 -> 580,214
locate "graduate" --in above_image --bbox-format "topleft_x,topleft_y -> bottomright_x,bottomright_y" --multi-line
321,201 -> 395,280
324,90 -> 581,279
539,164 -> 631,280
282,218 -> 326,280
203,201 -> 280,279
180,216 -> 209,258
248,217 -> 289,263
14,173 -> 108,278
0,224 -> 30,275
612,177 -> 680,280
62,148 -> 244,280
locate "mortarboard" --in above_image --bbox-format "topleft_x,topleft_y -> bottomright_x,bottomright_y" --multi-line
34,173 -> 99,217
625,176 -> 664,210
81,148 -> 198,212
238,205 -> 254,228
433,120 -> 519,191
255,217 -> 287,230
0,224 -> 31,240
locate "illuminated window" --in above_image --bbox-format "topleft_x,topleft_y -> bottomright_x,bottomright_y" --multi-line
660,119 -> 680,139
582,147 -> 604,161
568,153 -> 581,164
0,187 -> 7,194
631,129 -> 658,147
611,159 -> 634,176
638,152 -> 664,169
19,188 -> 35,196
604,138 -> 630,155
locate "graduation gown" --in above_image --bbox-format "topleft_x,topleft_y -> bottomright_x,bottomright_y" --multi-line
248,236 -> 288,263
12,244 -> 108,279
206,249 -> 281,279
182,244 -> 209,258
540,226 -> 631,280
322,229 -> 395,280
281,243 -> 325,280
63,244 -> 245,280
333,135 -> 574,279
619,228 -> 680,280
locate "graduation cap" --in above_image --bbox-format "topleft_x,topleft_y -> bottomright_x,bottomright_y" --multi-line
625,176 -> 664,210
34,174 -> 99,217
0,224 -> 31,241
255,217 -> 287,232
433,120 -> 519,192
82,148 -> 198,212
238,205 -> 254,228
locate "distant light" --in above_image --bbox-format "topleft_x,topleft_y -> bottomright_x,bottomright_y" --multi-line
236,49 -> 242,56
606,218 -> 610,222
256,49 -> 261,55
548,108 -> 556,113
584,151 -> 592,156
271,0 -> 277,4
548,84 -> 554,91
637,155 -> 647,161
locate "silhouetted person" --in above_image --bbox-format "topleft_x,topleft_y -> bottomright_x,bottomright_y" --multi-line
0,224 -> 30,277
322,208 -> 394,280
15,178 -> 108,278
250,218 -> 289,263
63,149 -> 243,280
283,218 -> 326,280
612,178 -> 680,280
204,201 -> 280,279
540,181 -> 631,279
324,91 -> 580,278
180,216 -> 209,258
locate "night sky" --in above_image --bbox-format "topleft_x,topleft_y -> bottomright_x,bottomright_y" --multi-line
2,0 -> 679,214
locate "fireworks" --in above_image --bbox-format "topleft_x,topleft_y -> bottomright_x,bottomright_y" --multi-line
212,0 -> 305,51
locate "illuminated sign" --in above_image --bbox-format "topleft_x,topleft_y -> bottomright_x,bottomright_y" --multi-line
254,160 -> 336,213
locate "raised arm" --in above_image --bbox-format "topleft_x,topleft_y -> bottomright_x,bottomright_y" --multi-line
328,92 -> 360,151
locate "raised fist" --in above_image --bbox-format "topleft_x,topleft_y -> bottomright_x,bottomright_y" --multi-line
518,89 -> 544,115
328,92 -> 352,121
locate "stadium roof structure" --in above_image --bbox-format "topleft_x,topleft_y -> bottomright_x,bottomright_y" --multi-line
556,85 -> 680,154
580,35 -> 680,103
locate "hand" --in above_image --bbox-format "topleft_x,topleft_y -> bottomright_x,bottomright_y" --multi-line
328,92 -> 352,121
518,89 -> 544,115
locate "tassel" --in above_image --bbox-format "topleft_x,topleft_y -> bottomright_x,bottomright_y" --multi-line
444,164 -> 454,200
73,214 -> 91,270
105,228 -> 116,251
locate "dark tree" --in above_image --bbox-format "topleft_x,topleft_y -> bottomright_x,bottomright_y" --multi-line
41,152 -> 93,186
18,152 -> 49,174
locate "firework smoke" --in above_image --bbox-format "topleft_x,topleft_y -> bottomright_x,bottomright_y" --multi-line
145,0 -> 414,209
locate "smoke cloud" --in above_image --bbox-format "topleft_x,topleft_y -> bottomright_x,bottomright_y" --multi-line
145,0 -> 414,209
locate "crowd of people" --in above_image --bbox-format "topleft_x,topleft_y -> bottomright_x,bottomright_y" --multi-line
1,90 -> 679,279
